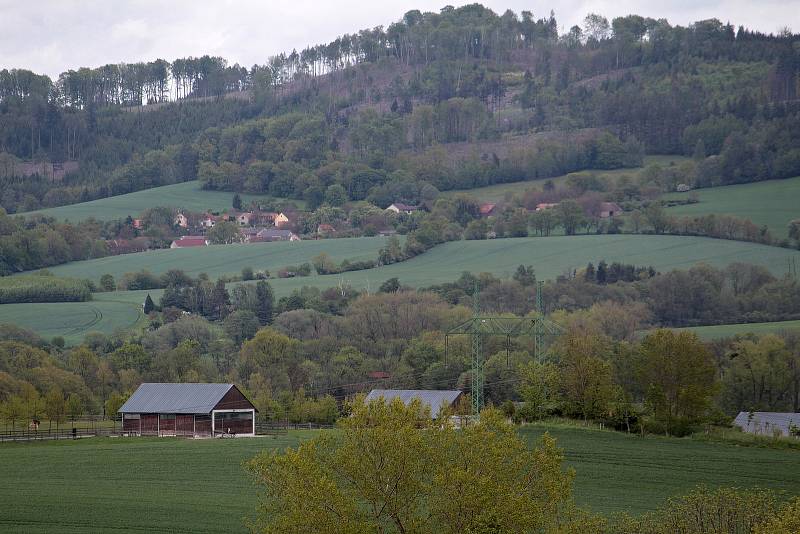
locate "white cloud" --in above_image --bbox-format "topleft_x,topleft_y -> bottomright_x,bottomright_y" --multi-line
0,0 -> 797,78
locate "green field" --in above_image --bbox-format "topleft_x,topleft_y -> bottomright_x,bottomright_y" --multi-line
663,176 -> 800,239
445,155 -> 689,202
40,236 -> 392,281
0,425 -> 798,533
0,293 -> 146,345
3,235 -> 800,344
22,181 -> 305,222
674,320 -> 800,340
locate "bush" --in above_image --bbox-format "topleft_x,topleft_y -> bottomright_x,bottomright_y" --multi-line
0,275 -> 93,304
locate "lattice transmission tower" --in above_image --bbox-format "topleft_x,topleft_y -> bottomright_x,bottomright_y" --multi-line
445,281 -> 563,416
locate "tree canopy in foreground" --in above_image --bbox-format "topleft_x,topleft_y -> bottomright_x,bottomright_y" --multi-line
247,398 -> 596,533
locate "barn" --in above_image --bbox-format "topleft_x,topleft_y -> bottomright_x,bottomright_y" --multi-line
733,411 -> 800,437
119,383 -> 257,437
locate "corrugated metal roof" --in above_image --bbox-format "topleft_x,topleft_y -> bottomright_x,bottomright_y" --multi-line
733,411 -> 800,437
365,389 -> 462,418
119,383 -> 235,414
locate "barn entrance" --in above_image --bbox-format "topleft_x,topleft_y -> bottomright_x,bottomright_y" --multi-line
213,411 -> 254,435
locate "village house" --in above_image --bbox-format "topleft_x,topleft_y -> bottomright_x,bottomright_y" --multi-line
233,211 -> 253,226
274,212 -> 292,228
174,212 -> 189,228
200,213 -> 221,229
599,202 -> 623,218
479,203 -> 497,217
317,223 -> 336,235
252,228 -> 300,242
251,211 -> 278,226
535,202 -> 559,211
170,236 -> 209,248
132,218 -> 143,229
386,202 -> 419,215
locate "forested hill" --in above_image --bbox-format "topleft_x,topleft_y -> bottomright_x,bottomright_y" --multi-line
1,5 -> 799,214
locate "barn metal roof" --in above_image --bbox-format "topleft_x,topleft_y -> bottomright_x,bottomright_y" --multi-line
365,389 -> 462,418
733,411 -> 800,437
119,383 -> 236,414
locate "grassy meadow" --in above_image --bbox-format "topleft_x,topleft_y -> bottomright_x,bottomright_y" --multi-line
444,155 -> 689,203
663,176 -> 800,239
3,234 -> 800,344
1,425 -> 799,532
40,236 -> 393,281
21,180 -> 305,222
673,320 -> 800,341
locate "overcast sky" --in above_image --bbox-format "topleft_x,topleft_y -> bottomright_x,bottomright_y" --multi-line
2,0 -> 798,78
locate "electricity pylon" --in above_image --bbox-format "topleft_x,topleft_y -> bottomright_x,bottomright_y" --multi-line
445,281 -> 563,416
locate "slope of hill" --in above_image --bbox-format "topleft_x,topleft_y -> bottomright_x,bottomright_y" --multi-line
444,155 -> 688,202
663,176 -> 800,240
4,234 -> 799,344
23,181 -> 303,222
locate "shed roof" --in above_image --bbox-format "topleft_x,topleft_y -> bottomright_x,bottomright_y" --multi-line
365,389 -> 462,417
733,411 -> 800,436
119,383 -> 245,414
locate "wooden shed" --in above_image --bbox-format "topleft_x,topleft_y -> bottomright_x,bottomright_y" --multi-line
119,383 -> 257,437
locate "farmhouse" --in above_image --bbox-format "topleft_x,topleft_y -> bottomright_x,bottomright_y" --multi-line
252,228 -> 300,242
479,203 -> 497,217
119,383 -> 257,437
365,389 -> 463,418
170,236 -> 209,248
386,202 -> 419,214
535,202 -> 559,211
733,411 -> 800,437
599,202 -> 623,218
174,212 -> 189,228
274,212 -> 292,228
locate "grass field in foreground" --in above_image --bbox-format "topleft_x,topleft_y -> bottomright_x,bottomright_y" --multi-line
444,155 -> 689,203
663,176 -> 800,239
21,180 -> 305,222
673,320 -> 800,340
0,425 -> 798,533
4,235 -> 800,345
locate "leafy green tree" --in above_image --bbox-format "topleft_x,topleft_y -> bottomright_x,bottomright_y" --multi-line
378,277 -> 400,293
324,184 -> 348,206
99,274 -> 116,292
66,394 -> 83,422
143,294 -> 155,314
232,193 -> 242,210
255,281 -> 275,325
223,310 -> 261,345
556,200 -> 586,235
247,399 -> 587,533
1,395 -> 26,430
638,330 -> 717,431
104,392 -> 126,420
44,387 -> 66,430
208,221 -> 241,244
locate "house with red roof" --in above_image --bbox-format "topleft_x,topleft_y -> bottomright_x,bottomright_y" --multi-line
170,236 -> 209,249
479,203 -> 497,217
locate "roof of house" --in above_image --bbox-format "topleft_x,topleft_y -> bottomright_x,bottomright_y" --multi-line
389,203 -> 419,211
479,203 -> 496,215
172,236 -> 207,247
364,389 -> 462,417
600,202 -> 623,212
733,412 -> 800,434
257,228 -> 296,239
317,224 -> 336,232
119,383 -> 244,414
